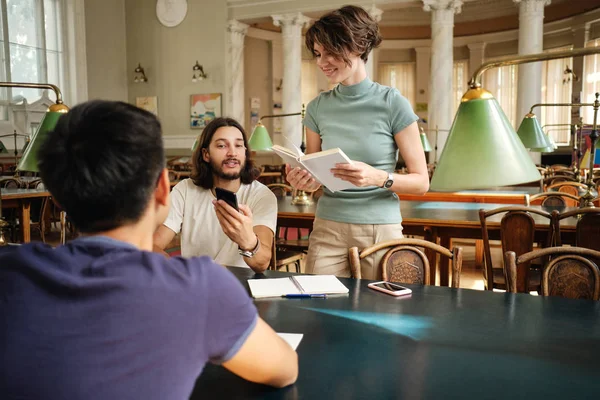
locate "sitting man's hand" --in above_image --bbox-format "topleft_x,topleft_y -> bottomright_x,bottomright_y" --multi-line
213,200 -> 257,250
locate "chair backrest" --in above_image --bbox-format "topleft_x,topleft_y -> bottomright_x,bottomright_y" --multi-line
553,208 -> 600,251
479,206 -> 552,292
348,238 -> 463,288
547,181 -> 587,191
505,247 -> 600,300
267,183 -> 293,198
528,192 -> 580,208
1,178 -> 19,188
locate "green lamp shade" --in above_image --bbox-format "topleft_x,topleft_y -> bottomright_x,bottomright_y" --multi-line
430,94 -> 541,191
17,111 -> 62,172
516,114 -> 553,151
0,140 -> 7,153
248,123 -> 273,151
420,132 -> 432,152
191,137 -> 199,152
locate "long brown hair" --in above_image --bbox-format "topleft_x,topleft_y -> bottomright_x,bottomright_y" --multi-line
190,117 -> 260,189
305,5 -> 382,66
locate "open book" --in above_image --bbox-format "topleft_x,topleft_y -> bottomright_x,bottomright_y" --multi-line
247,275 -> 349,299
271,144 -> 357,192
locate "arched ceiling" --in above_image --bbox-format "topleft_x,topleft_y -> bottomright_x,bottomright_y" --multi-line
232,0 -> 600,39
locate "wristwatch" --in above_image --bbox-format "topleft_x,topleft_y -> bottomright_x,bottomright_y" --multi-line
382,172 -> 394,189
239,236 -> 260,258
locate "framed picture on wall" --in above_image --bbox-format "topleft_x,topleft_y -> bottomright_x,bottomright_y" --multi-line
136,96 -> 158,115
190,93 -> 222,129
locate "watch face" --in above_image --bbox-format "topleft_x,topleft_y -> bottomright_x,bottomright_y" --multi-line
384,180 -> 393,188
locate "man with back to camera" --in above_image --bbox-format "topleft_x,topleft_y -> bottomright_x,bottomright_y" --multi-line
0,101 -> 297,399
153,117 -> 277,273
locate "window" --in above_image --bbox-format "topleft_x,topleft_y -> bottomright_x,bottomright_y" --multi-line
483,64 -> 519,127
378,63 -> 416,108
453,60 -> 468,113
0,0 -> 65,117
583,39 -> 600,124
540,46 -> 572,145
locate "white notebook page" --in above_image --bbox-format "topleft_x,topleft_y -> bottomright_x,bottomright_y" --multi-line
292,275 -> 349,294
247,278 -> 301,298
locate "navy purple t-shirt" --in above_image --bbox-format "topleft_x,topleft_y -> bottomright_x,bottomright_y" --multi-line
0,236 -> 258,399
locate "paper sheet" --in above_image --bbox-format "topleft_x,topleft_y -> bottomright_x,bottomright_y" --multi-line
277,333 -> 303,350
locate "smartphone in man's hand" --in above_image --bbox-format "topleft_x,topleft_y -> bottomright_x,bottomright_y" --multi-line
215,187 -> 239,211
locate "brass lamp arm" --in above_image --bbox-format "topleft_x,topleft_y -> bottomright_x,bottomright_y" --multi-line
529,102 -> 594,115
258,112 -> 302,123
0,81 -> 64,105
469,47 -> 600,89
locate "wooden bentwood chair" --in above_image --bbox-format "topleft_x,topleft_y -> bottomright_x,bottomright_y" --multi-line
349,238 -> 463,289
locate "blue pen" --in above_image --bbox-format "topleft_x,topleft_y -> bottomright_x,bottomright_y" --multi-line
282,294 -> 327,299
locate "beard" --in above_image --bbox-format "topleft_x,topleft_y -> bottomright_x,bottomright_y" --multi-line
210,158 -> 245,181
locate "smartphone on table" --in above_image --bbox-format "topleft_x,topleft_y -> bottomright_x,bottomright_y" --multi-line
367,281 -> 412,297
215,187 -> 239,211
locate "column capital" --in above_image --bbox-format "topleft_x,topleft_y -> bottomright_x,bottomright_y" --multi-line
422,0 -> 463,13
513,0 -> 551,17
365,4 -> 383,22
272,13 -> 311,30
467,42 -> 487,51
227,20 -> 249,36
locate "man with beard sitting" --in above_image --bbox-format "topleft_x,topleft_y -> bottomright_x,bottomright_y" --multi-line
153,117 -> 277,273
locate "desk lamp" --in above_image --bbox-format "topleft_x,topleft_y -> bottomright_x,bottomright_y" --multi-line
0,82 -> 69,246
430,47 -> 600,191
249,104 -> 312,205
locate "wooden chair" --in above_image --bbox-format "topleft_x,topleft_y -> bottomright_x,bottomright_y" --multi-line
1,178 -> 19,188
267,183 -> 306,273
479,206 -> 553,292
552,208 -> 600,252
505,247 -> 600,300
28,180 -> 49,243
348,238 -> 463,289
528,192 -> 580,208
546,181 -> 587,191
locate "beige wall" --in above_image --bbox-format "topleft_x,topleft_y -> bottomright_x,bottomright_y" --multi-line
125,0 -> 228,137
84,0 -> 128,101
244,36 -> 272,133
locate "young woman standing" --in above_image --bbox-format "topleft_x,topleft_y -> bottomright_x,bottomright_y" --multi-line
286,5 -> 429,280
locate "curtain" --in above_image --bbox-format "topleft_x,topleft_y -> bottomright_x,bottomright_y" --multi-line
483,65 -> 519,128
453,60 -> 469,113
583,39 -> 600,124
378,63 -> 416,107
541,46 -> 572,145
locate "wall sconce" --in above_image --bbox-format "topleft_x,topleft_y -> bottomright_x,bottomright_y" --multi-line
134,63 -> 148,83
192,61 -> 207,82
563,66 -> 579,84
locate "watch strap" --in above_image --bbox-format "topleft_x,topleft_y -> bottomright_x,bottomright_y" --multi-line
239,235 -> 260,258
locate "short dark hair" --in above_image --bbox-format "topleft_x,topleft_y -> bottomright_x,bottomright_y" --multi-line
38,100 -> 164,233
305,5 -> 382,65
190,117 -> 260,189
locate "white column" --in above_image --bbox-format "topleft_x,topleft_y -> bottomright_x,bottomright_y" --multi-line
514,0 -> 551,164
571,21 -> 589,124
272,13 -> 310,148
423,0 -> 463,161
467,42 -> 486,78
365,5 -> 383,80
415,46 -> 430,125
227,20 -> 249,127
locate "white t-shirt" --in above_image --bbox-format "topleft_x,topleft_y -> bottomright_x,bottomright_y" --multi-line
163,179 -> 277,268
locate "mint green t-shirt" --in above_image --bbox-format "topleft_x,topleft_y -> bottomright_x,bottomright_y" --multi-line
303,77 -> 418,224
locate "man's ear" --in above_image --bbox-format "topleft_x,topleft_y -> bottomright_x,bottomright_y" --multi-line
202,148 -> 209,163
155,168 -> 170,207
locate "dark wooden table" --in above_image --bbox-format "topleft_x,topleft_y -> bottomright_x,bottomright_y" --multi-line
191,267 -> 600,399
277,198 -> 578,286
1,188 -> 51,243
